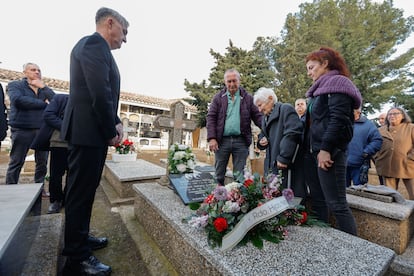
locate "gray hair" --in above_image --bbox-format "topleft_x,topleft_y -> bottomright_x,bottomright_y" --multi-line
224,69 -> 240,81
23,62 -> 38,71
253,87 -> 278,105
386,106 -> 412,125
96,7 -> 129,28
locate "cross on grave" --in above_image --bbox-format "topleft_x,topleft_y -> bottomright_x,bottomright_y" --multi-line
153,101 -> 197,146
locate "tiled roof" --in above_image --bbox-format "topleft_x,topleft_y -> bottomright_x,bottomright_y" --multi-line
0,68 -> 197,112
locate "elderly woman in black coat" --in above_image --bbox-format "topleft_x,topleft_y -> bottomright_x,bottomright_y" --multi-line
253,87 -> 305,199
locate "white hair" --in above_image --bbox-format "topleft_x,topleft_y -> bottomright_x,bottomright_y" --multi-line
253,87 -> 277,105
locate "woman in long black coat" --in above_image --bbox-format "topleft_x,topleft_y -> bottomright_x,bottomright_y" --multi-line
253,87 -> 305,199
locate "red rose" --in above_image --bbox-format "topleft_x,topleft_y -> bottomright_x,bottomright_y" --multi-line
213,217 -> 228,232
299,211 -> 308,224
244,179 -> 254,187
204,194 -> 214,204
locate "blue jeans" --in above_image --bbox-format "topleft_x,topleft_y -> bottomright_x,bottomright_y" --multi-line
214,136 -> 249,185
346,165 -> 362,187
6,128 -> 48,184
305,150 -> 357,235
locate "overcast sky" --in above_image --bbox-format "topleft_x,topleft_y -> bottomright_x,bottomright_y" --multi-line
1,0 -> 413,99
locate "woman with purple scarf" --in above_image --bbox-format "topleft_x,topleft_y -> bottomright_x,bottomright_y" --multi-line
303,47 -> 362,235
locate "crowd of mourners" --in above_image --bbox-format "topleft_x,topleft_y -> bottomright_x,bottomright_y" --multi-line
207,47 -> 414,237
1,33 -> 413,274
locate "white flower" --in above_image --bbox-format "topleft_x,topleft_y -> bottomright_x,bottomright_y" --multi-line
225,182 -> 242,192
222,201 -> 241,213
187,159 -> 195,169
178,144 -> 188,150
176,163 -> 187,173
173,151 -> 186,160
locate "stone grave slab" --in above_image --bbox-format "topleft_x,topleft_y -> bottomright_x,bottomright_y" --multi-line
103,159 -> 166,198
133,183 -> 395,275
0,183 -> 42,275
168,171 -> 215,204
347,193 -> 414,254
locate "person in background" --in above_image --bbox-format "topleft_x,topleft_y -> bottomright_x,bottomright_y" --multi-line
31,94 -> 69,213
378,112 -> 386,127
295,98 -> 307,121
254,87 -> 305,199
6,63 -> 55,193
44,94 -> 69,213
374,107 -> 414,199
346,106 -> 382,187
207,68 -> 262,185
0,84 -> 8,149
304,47 -> 361,235
294,97 -> 308,197
60,7 -> 129,275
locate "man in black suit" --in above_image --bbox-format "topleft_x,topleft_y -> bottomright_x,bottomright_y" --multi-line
61,7 -> 129,275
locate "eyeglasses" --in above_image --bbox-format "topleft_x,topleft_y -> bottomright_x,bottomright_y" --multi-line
388,112 -> 402,116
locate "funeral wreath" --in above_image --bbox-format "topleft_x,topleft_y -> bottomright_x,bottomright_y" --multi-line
168,143 -> 196,174
185,171 -> 324,250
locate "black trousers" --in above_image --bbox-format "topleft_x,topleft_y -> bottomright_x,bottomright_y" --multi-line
62,145 -> 108,260
49,147 -> 68,203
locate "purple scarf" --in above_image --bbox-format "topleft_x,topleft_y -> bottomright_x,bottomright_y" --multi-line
305,70 -> 362,108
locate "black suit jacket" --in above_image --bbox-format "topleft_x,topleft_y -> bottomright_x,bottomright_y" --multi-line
61,32 -> 121,147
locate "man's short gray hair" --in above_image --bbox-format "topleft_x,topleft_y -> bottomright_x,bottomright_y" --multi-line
96,7 -> 129,28
23,62 -> 38,71
224,69 -> 240,81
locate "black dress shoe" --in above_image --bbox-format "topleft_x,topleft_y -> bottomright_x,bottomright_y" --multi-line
63,255 -> 111,275
88,235 -> 108,250
47,201 -> 62,214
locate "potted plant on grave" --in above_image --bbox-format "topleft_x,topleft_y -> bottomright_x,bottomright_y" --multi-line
167,143 -> 196,174
112,139 -> 137,162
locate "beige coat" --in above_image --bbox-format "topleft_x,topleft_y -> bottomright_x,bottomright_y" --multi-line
374,123 -> 414,178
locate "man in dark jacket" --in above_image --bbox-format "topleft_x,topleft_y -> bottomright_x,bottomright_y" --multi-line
346,107 -> 382,186
31,94 -> 69,213
61,7 -> 128,275
6,63 -> 55,185
207,69 -> 262,185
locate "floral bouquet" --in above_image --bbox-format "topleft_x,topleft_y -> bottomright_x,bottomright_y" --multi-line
168,143 -> 196,174
114,139 -> 135,154
185,171 -> 324,250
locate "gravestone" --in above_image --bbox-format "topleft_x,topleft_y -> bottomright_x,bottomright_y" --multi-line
168,166 -> 215,204
153,101 -> 197,146
103,159 -> 166,201
154,101 -> 197,186
133,183 -> 395,275
346,192 -> 414,254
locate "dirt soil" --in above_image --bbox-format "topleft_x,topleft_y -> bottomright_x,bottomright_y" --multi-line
0,148 -> 214,275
